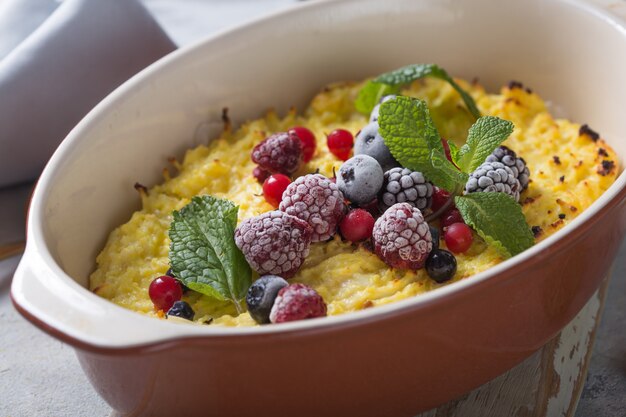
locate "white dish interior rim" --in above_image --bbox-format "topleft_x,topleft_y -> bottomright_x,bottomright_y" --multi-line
14,0 -> 626,347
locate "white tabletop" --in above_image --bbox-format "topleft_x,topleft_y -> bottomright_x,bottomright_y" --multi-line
1,1 -> 625,416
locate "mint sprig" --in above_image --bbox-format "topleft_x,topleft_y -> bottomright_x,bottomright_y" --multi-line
169,196 -> 251,313
447,140 -> 460,164
355,64 -> 481,119
455,193 -> 534,258
455,116 -> 514,173
377,95 -> 533,258
379,96 -> 467,192
354,82 -> 400,114
430,150 -> 469,193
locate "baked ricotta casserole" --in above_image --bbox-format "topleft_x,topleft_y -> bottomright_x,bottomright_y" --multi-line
89,64 -> 619,326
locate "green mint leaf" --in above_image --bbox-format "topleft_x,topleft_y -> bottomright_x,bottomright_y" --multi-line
355,81 -> 401,114
456,116 -> 514,173
376,64 -> 481,119
447,140 -> 460,166
430,150 -> 468,192
378,96 -> 447,185
169,196 -> 251,311
356,64 -> 481,118
455,193 -> 534,258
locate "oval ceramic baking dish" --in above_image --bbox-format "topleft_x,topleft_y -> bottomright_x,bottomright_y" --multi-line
11,0 -> 626,415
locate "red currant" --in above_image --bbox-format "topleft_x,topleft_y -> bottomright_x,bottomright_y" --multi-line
441,208 -> 464,229
327,129 -> 354,161
263,174 -> 291,207
252,166 -> 271,183
444,223 -> 473,254
359,199 -> 381,218
149,275 -> 183,311
340,209 -> 375,242
431,186 -> 452,212
289,126 -> 316,163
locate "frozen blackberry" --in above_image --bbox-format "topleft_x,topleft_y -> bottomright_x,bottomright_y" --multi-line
372,203 -> 433,270
369,94 -> 397,122
279,174 -> 346,242
251,131 -> 303,175
336,155 -> 384,206
379,167 -> 433,211
485,146 -> 530,191
465,161 -> 521,201
354,122 -> 400,172
234,211 -> 312,278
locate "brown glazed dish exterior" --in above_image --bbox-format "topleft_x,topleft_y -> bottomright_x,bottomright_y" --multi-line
14,185 -> 626,416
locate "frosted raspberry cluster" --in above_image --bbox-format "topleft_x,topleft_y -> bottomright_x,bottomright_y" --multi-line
372,202 -> 433,270
280,174 -> 345,242
234,211 -> 312,278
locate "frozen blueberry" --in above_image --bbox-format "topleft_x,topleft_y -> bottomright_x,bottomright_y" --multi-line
354,122 -> 400,172
425,249 -> 457,283
369,95 -> 397,123
246,275 -> 289,324
167,301 -> 195,321
337,155 -> 384,206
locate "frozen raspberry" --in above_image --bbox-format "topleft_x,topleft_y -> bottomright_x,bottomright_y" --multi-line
251,132 -> 303,175
279,174 -> 346,242
465,161 -> 521,201
234,211 -> 312,278
372,203 -> 433,270
485,145 -> 530,191
252,166 -> 271,183
269,283 -> 327,323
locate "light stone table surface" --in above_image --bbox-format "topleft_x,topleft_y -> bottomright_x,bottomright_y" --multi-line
1,1 -> 626,416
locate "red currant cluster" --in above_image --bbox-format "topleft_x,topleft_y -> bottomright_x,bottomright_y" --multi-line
253,126 -> 354,208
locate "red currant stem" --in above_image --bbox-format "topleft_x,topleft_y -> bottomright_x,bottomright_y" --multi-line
425,197 -> 454,223
425,184 -> 464,223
